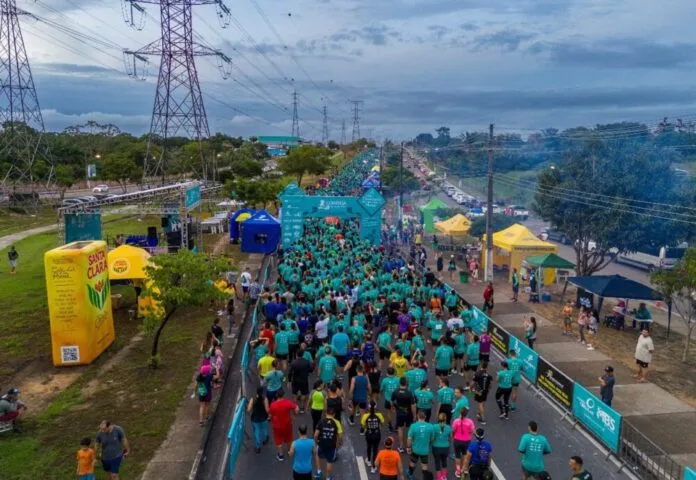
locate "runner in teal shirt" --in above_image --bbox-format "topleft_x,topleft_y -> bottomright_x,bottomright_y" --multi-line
404,367 -> 426,393
318,352 -> 338,385
434,343 -> 454,375
431,417 -> 453,449
518,421 -> 552,475
415,382 -> 435,420
452,387 -> 470,419
507,349 -> 524,411
407,412 -> 435,458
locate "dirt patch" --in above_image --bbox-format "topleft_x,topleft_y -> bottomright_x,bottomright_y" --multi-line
6,360 -> 83,417
527,287 -> 696,408
81,333 -> 143,397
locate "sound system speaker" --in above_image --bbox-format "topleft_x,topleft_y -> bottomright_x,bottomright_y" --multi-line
161,217 -> 169,228
147,226 -> 157,237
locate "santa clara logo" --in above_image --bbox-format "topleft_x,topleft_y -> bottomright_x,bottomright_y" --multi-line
112,258 -> 130,275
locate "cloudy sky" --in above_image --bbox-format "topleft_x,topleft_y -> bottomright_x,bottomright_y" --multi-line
16,0 -> 696,141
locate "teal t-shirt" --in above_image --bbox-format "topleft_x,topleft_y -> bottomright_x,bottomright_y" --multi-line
302,350 -> 313,363
266,370 -> 284,392
434,345 -> 454,371
404,368 -> 426,393
396,339 -> 412,357
429,320 -> 446,340
381,376 -> 400,402
275,331 -> 290,355
466,342 -> 480,366
415,389 -> 434,409
412,335 -> 426,353
452,396 -> 470,419
497,369 -> 514,389
407,421 -> 434,456
507,357 -> 523,384
518,433 -> 552,473
377,332 -> 392,350
437,386 -> 455,406
318,355 -> 338,384
445,293 -> 458,308
431,423 -> 452,448
454,333 -> 467,354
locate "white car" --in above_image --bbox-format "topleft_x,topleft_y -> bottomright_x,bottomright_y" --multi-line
509,205 -> 529,220
92,184 -> 109,193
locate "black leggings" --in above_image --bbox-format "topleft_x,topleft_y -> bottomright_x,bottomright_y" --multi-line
432,446 -> 449,470
366,434 -> 381,464
495,387 -> 512,416
311,408 -> 323,432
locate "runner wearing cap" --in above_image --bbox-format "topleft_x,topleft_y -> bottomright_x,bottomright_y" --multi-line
462,428 -> 493,480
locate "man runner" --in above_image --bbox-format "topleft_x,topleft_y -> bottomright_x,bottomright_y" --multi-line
314,408 -> 342,480
471,363 -> 491,424
406,411 -> 434,480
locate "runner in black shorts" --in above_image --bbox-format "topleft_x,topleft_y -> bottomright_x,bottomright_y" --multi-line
392,377 -> 416,452
471,363 -> 492,425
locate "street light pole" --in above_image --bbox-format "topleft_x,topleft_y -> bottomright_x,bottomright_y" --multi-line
485,124 -> 494,282
399,141 -> 404,230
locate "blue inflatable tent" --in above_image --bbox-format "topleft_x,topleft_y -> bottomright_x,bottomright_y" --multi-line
229,208 -> 256,243
241,210 -> 281,254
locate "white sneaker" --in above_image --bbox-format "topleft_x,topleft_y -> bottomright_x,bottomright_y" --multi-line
587,346 -> 595,350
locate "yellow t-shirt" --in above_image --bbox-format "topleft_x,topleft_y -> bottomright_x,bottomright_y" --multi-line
258,355 -> 275,377
360,412 -> 385,427
390,355 -> 408,378
311,390 -> 325,411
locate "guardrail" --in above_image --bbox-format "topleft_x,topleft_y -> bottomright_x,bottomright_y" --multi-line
225,259 -> 272,479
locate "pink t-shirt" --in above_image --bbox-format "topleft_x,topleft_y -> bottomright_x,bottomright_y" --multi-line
452,417 -> 475,442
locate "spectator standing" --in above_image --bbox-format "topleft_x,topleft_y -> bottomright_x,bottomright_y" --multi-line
482,282 -> 494,314
511,268 -> 519,302
7,245 -> 18,274
633,303 -> 652,331
196,364 -> 214,426
436,254 -> 444,278
76,436 -> 96,480
226,298 -> 235,337
599,366 -> 615,406
447,255 -> 457,280
517,421 -> 551,479
96,421 -> 130,480
239,267 -> 252,300
561,300 -> 574,336
634,330 -> 654,382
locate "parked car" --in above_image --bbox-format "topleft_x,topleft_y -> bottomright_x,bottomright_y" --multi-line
76,195 -> 98,203
509,205 -> 529,220
615,244 -> 688,272
61,198 -> 84,207
466,208 -> 484,219
540,227 -> 571,245
92,184 -> 109,193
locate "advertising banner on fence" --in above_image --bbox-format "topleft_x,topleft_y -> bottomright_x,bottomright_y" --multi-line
489,320 -> 509,355
537,356 -> 574,410
685,467 -> 696,480
572,383 -> 622,453
509,335 -> 539,383
471,306 -> 490,335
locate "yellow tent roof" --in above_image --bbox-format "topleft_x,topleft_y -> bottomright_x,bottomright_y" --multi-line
236,212 -> 253,223
371,165 -> 380,172
108,244 -> 151,280
489,223 -> 556,251
435,214 -> 471,235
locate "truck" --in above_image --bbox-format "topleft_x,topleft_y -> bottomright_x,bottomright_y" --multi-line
615,245 -> 688,272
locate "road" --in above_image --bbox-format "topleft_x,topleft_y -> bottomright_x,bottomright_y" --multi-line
234,342 -> 632,480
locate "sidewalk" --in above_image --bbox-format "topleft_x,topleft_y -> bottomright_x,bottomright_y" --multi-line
0,224 -> 56,250
140,253 -> 265,480
424,251 -> 696,472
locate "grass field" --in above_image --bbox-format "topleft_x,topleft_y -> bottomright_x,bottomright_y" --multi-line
0,215 -> 245,479
0,207 -> 58,236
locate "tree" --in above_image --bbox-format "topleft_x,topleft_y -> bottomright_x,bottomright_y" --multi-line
54,164 -> 77,202
651,248 -> 696,362
381,166 -> 420,193
101,152 -> 142,192
142,250 -> 228,367
230,158 -> 263,178
327,140 -> 339,150
533,142 -> 685,276
415,133 -> 435,145
278,145 -> 331,185
469,213 -> 516,237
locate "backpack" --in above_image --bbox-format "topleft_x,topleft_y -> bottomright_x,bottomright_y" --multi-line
197,380 -> 208,397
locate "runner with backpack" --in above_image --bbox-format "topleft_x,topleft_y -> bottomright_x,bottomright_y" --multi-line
361,400 -> 385,474
462,428 -> 494,480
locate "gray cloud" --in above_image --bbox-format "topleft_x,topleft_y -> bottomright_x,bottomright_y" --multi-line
530,39 -> 696,69
329,25 -> 402,46
471,29 -> 537,52
35,63 -> 117,75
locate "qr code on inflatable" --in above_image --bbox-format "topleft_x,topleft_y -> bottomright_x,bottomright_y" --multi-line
61,346 -> 80,363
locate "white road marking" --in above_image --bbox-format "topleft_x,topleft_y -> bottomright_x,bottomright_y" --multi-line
356,455 -> 369,480
490,459 -> 506,479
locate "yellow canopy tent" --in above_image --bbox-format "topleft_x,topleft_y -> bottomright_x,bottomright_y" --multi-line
107,245 -> 163,318
371,165 -> 380,173
435,214 -> 471,235
482,223 -> 557,284
236,212 -> 253,223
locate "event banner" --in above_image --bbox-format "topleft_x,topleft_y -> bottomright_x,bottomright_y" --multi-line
509,335 -> 539,383
488,320 -> 510,355
537,356 -> 574,410
44,241 -> 115,366
470,306 -> 490,335
685,467 -> 696,480
572,383 -> 622,453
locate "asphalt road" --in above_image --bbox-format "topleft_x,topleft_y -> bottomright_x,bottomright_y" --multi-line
234,341 -> 632,480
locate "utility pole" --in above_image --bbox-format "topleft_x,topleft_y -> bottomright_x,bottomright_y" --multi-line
291,90 -> 300,138
0,0 -> 54,196
124,0 -> 231,184
378,144 -> 383,192
485,123 -> 494,282
340,120 -> 346,145
399,141 -> 404,230
350,100 -> 363,142
321,104 -> 329,145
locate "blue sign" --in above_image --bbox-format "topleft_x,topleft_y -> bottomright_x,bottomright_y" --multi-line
65,213 -> 102,243
572,383 -> 622,453
470,306 -> 490,335
685,467 -> 696,480
185,184 -> 201,209
509,335 -> 539,383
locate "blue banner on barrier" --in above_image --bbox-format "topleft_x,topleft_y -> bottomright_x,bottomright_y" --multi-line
470,306 -> 490,335
508,335 -> 539,383
228,398 -> 247,479
572,383 -> 622,453
685,467 -> 696,480
241,344 -> 250,370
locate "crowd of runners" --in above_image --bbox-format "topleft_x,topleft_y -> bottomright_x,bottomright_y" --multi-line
246,219 -> 593,480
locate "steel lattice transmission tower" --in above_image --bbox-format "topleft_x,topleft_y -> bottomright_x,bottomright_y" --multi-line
123,0 -> 232,184
350,100 -> 363,142
291,90 -> 300,138
0,0 -> 53,194
341,119 -> 346,145
321,104 -> 329,145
